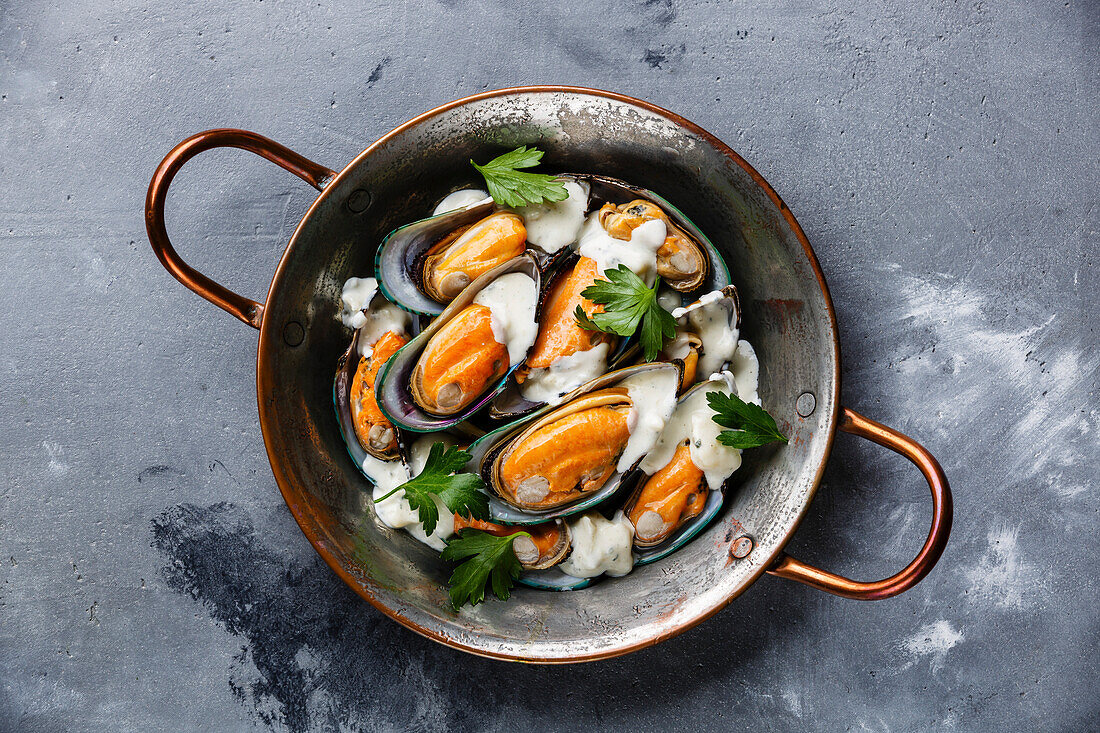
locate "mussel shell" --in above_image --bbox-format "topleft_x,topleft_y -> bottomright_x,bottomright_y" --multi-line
517,518 -> 572,570
375,254 -> 541,433
608,284 -> 741,385
333,348 -> 410,483
632,485 -> 724,566
516,568 -> 597,591
466,362 -> 682,525
623,379 -> 733,565
374,197 -> 496,316
333,297 -> 423,478
487,252 -> 643,421
562,173 -> 731,292
673,284 -> 741,330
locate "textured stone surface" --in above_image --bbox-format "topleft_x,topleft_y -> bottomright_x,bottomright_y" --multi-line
1,1 -> 1096,730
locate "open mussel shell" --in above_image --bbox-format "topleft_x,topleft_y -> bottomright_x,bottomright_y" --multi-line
517,568 -> 596,591
609,285 -> 741,389
672,284 -> 741,330
488,252 -> 639,421
561,173 -> 731,292
333,298 -> 423,477
375,254 -> 541,433
624,379 -> 731,565
333,348 -> 410,485
632,485 -> 724,566
374,197 -> 495,316
466,361 -> 682,525
335,328 -> 398,461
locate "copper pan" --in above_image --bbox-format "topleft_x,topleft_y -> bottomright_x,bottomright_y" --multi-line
146,86 -> 951,662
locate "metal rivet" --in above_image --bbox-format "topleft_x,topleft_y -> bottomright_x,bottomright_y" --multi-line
346,189 -> 372,213
282,320 -> 304,347
796,391 -> 816,418
730,535 -> 754,559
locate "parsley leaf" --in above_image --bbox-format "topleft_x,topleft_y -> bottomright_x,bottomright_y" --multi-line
373,443 -> 489,535
440,529 -> 530,609
470,146 -> 569,208
574,265 -> 678,361
706,391 -> 788,450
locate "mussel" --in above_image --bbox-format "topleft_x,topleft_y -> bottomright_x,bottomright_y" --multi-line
657,331 -> 703,394
670,285 -> 741,379
350,330 -> 409,458
626,441 -> 708,548
610,285 -> 741,394
499,255 -> 618,414
419,211 -> 527,303
410,302 -> 510,416
375,255 -> 541,433
629,372 -> 752,562
334,279 -> 415,462
492,387 -> 633,511
468,362 -> 682,524
452,514 -> 571,570
597,199 -> 708,292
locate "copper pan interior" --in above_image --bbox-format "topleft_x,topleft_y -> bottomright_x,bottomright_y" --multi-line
256,88 -> 839,662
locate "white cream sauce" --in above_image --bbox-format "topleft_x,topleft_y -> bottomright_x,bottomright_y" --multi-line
366,435 -> 458,551
338,277 -> 412,357
639,341 -> 761,490
558,511 -> 635,578
673,289 -> 739,378
657,287 -> 682,312
472,272 -> 539,366
618,367 -> 680,472
357,301 -> 412,359
729,339 -> 760,406
432,188 -> 491,216
339,277 -> 378,329
638,372 -> 737,490
577,213 -> 667,286
662,332 -> 695,360
519,342 -> 610,405
514,179 -> 589,254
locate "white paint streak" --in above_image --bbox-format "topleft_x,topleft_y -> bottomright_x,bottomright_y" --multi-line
871,266 -> 1098,509
962,523 -> 1039,609
43,440 -> 69,476
898,619 -> 964,674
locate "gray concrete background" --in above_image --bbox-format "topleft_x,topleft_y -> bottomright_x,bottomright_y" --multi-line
1,0 -> 1097,731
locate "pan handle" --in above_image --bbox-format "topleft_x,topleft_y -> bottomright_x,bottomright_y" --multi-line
145,129 -> 336,329
766,407 -> 952,600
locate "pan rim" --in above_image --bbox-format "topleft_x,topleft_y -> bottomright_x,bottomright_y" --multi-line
255,85 -> 841,663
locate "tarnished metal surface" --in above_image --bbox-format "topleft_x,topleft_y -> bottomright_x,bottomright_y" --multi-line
253,88 -> 843,661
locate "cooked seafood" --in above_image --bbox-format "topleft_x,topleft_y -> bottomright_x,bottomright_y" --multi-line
420,211 -> 527,303
517,256 -> 615,405
351,331 -> 408,457
626,441 -> 708,547
598,199 -> 708,291
374,256 -> 540,432
412,303 -> 510,415
452,514 -> 571,570
492,388 -> 633,511
335,165 -> 775,599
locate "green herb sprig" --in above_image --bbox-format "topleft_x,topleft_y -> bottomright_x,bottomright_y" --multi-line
441,529 -> 531,609
573,265 -> 678,361
471,146 -> 569,208
373,443 -> 489,535
706,391 -> 788,450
